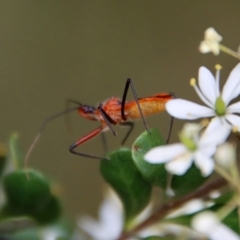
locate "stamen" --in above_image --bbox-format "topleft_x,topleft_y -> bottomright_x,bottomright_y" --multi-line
189,78 -> 213,108
201,119 -> 209,127
215,64 -> 221,96
232,126 -> 239,133
215,64 -> 222,70
190,78 -> 196,86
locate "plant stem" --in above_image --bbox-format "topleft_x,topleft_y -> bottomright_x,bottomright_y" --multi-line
118,177 -> 227,240
219,44 -> 240,60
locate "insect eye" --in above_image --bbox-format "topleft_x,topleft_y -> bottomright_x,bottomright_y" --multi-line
82,105 -> 95,113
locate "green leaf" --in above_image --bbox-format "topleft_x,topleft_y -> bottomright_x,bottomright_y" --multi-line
171,164 -> 208,197
100,148 -> 151,225
3,169 -> 61,223
3,170 -> 51,209
222,208 -> 239,234
9,132 -> 25,169
31,196 -> 61,224
132,128 -> 167,189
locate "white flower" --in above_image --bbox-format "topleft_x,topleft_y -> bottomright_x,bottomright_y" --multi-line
78,188 -> 123,240
167,199 -> 213,218
192,211 -> 240,240
214,142 -> 236,169
199,27 -> 222,55
78,188 -> 163,240
166,63 -> 240,134
144,123 -> 230,177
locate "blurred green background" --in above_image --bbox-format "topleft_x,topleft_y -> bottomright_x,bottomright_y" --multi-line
0,1 -> 239,222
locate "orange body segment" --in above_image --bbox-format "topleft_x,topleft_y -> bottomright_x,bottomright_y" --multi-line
93,93 -> 173,124
125,93 -> 173,120
101,98 -> 122,123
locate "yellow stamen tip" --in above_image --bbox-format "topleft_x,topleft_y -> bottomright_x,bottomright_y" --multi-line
201,119 -> 209,127
232,126 -> 239,133
215,64 -> 222,70
190,78 -> 196,86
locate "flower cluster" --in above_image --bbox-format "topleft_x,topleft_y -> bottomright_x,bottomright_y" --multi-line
199,27 -> 222,55
145,61 -> 240,177
145,122 -> 230,177
142,27 -> 240,240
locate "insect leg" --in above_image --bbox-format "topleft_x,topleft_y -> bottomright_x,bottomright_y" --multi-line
121,78 -> 149,131
69,126 -> 109,160
98,106 -> 117,136
120,122 -> 134,145
100,132 -> 108,154
166,116 -> 174,144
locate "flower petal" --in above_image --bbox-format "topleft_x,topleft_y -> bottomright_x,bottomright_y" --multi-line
225,114 -> 240,131
199,41 -> 212,53
209,224 -> 240,240
192,211 -> 240,240
79,189 -> 123,240
214,143 -> 236,168
168,199 -> 208,218
199,27 -> 222,55
200,145 -> 216,158
222,63 -> 240,105
231,82 -> 240,100
79,216 -> 102,238
205,27 -> 222,42
166,99 -> 215,119
144,143 -> 186,164
99,190 -> 123,228
165,152 -> 193,175
192,211 -> 219,234
227,101 -> 240,113
198,66 -> 218,104
204,117 -> 223,134
201,123 -> 231,146
194,152 -> 214,177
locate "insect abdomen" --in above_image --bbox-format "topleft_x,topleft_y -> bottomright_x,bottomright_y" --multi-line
127,94 -> 173,119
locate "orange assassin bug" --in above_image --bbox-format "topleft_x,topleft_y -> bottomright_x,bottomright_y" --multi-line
25,78 -> 174,164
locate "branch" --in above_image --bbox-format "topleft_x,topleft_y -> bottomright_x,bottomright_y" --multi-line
118,177 -> 227,239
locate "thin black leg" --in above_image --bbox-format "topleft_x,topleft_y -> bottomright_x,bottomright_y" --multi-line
120,122 -> 134,145
166,116 -> 174,144
98,106 -> 117,136
121,78 -> 149,131
101,132 -> 108,154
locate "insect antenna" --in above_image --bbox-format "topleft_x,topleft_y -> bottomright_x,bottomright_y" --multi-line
25,106 -> 80,169
65,99 -> 83,134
